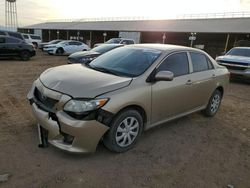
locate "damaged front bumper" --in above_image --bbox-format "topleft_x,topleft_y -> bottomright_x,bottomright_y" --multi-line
27,80 -> 110,153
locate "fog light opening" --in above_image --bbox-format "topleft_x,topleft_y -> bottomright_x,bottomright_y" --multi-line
63,134 -> 74,144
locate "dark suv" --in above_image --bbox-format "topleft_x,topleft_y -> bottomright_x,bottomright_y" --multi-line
0,30 -> 24,41
0,36 -> 36,60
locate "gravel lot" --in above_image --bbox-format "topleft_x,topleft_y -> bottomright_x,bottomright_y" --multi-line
0,51 -> 250,188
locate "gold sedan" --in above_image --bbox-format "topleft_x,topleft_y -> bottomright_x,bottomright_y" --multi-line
28,44 -> 229,153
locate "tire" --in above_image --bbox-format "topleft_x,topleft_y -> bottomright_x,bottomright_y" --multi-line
20,50 -> 31,61
103,109 -> 143,153
56,48 -> 64,55
203,89 -> 222,117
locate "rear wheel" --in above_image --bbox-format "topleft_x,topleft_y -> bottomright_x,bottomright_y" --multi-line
103,109 -> 143,153
56,48 -> 64,55
20,50 -> 31,61
203,89 -> 222,117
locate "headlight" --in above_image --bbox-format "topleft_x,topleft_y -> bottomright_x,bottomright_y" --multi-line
64,98 -> 109,114
79,57 -> 94,63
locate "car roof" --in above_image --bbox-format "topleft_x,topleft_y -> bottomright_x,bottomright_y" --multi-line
231,47 -> 250,50
0,35 -> 23,41
94,44 -> 124,47
127,43 -> 202,52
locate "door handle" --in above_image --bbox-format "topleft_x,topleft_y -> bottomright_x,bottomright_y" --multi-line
186,79 -> 192,85
212,74 -> 216,78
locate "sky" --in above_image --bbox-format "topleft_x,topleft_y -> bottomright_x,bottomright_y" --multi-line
0,0 -> 250,26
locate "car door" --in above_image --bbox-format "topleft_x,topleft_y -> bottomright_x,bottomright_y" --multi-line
151,52 -> 194,126
74,42 -> 84,51
0,37 -> 8,56
67,42 -> 78,53
62,42 -> 72,54
187,52 -> 217,108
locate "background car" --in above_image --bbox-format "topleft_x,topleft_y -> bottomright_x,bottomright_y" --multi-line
0,29 -> 24,41
68,44 -> 124,64
216,47 -> 250,78
28,44 -> 229,154
43,40 -> 90,55
0,35 -> 36,60
38,39 -> 63,50
22,33 -> 42,48
94,38 -> 135,47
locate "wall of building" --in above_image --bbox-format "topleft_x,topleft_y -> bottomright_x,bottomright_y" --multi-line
18,28 -> 250,58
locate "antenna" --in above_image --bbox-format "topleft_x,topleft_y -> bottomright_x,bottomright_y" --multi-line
5,0 -> 18,30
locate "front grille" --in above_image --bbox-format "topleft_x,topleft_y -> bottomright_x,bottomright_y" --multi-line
217,60 -> 249,71
218,60 -> 250,67
34,87 -> 59,110
224,65 -> 247,71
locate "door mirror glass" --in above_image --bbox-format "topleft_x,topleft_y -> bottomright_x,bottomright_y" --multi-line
155,71 -> 174,81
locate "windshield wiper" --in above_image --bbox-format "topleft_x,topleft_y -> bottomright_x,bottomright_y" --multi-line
90,66 -> 119,76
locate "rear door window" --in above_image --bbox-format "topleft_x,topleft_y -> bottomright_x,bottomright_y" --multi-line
157,52 -> 189,77
0,37 -> 6,43
8,32 -> 23,40
190,52 -> 210,72
0,31 -> 6,36
121,40 -> 134,44
30,35 -> 41,40
6,37 -> 21,44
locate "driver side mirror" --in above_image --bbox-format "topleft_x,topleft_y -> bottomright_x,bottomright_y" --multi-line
155,71 -> 174,81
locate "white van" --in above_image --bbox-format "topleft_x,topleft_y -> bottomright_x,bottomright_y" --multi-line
22,33 -> 42,48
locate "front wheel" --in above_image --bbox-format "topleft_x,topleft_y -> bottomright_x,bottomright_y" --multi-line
103,109 -> 143,153
203,89 -> 222,117
20,50 -> 31,61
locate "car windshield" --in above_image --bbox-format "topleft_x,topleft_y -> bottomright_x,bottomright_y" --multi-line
88,47 -> 162,77
105,38 -> 122,44
57,41 -> 67,45
49,40 -> 61,44
226,48 -> 250,57
91,45 -> 121,54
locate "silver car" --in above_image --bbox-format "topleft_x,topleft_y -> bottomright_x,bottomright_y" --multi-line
216,47 -> 250,78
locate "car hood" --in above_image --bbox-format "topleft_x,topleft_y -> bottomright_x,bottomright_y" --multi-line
68,51 -> 100,59
40,42 -> 48,45
216,55 -> 250,64
44,44 -> 59,48
39,64 -> 132,98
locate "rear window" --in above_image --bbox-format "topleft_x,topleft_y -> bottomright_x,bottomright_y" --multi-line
121,40 -> 134,44
6,37 -> 21,44
30,35 -> 41,40
23,34 -> 29,39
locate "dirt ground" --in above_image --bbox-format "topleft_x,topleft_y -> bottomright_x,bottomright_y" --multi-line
0,51 -> 249,188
